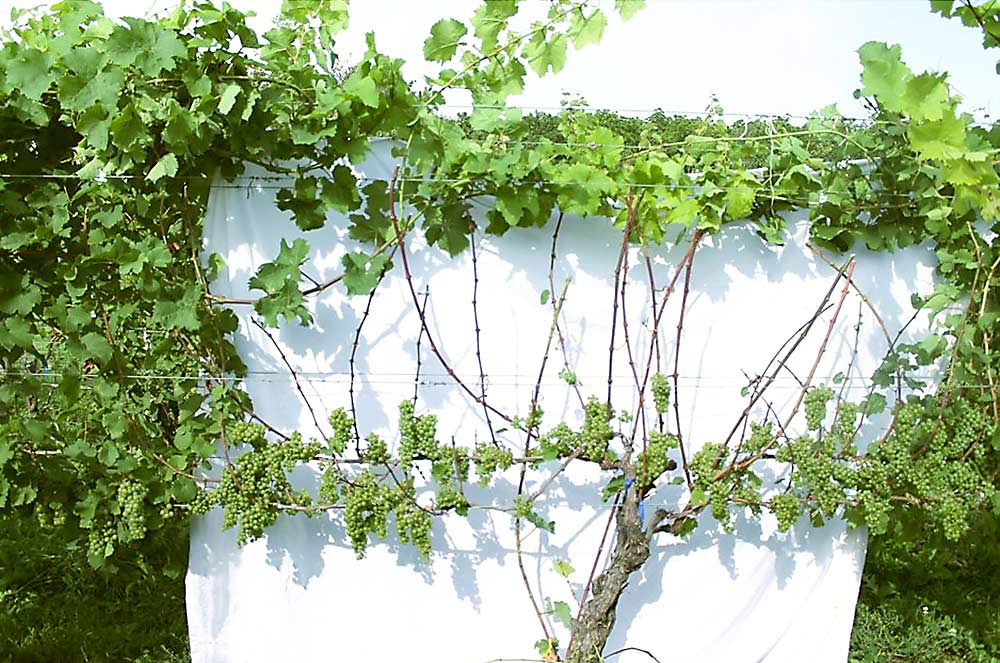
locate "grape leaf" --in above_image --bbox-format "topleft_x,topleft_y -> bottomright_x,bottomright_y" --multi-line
147,153 -> 179,183
341,252 -> 391,295
424,18 -> 467,62
568,8 -> 606,49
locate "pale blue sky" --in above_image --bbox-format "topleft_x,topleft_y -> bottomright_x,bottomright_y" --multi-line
6,0 -> 999,121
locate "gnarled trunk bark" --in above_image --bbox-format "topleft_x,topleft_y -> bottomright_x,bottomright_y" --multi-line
566,490 -> 651,663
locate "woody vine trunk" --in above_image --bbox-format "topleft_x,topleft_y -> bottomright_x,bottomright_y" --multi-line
566,475 -> 651,663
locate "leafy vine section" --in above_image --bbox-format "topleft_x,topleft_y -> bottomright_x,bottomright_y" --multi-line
0,1 -> 999,662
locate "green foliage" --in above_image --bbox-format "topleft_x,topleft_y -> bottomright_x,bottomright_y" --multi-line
0,511 -> 190,662
851,513 -> 1000,662
1,0 -> 999,659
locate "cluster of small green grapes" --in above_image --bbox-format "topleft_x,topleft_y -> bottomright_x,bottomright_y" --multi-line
216,465 -> 272,544
344,471 -> 379,556
689,442 -> 726,482
395,501 -> 433,558
858,491 -> 891,534
328,408 -> 354,454
398,401 -> 441,465
434,482 -> 469,515
213,435 -> 321,544
34,502 -> 67,529
947,398 -> 991,456
855,394 -> 991,541
744,421 -> 773,453
783,435 -> 844,516
937,496 -> 970,541
828,401 -> 859,452
362,433 -> 389,464
159,502 -> 177,521
803,385 -> 834,431
343,470 -> 399,556
430,446 -> 470,484
473,443 -> 513,485
710,486 -> 732,532
873,426 -> 911,477
513,495 -> 533,519
87,522 -> 116,560
117,479 -> 148,540
227,420 -> 266,448
636,431 -> 678,491
650,373 -> 671,415
190,487 -> 215,516
538,422 -> 577,460
581,396 -> 613,461
318,465 -> 340,504
770,492 -> 801,532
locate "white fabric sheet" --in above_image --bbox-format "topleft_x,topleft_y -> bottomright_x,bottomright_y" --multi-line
188,140 -> 939,663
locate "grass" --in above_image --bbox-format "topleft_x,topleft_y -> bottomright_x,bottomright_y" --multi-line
0,516 -> 190,663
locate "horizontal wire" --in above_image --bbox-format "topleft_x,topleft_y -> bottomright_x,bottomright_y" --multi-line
437,102 -> 876,123
0,170 -> 945,203
0,171 -> 934,203
0,370 -> 947,385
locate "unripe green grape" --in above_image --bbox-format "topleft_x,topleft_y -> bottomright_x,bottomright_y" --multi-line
651,373 -> 671,415
328,408 -> 353,454
362,433 -> 389,464
770,492 -> 801,533
474,443 -> 514,485
803,385 -> 834,431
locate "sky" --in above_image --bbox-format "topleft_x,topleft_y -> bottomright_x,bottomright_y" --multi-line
3,0 -> 999,122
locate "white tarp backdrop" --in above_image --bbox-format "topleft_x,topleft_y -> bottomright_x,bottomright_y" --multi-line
189,140 -> 939,663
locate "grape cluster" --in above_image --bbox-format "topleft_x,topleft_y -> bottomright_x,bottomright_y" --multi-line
828,401 -> 859,452
778,433 -> 847,517
318,465 -> 341,504
947,398 -> 990,456
214,435 -> 321,544
344,471 -> 379,556
689,442 -> 725,482
937,496 -> 970,541
473,443 -> 514,485
581,397 -> 613,461
362,433 -> 389,464
651,373 -> 671,415
117,479 -> 148,540
539,422 -> 577,460
396,502 -> 432,558
398,401 -> 441,465
87,522 -> 116,560
745,422 -> 773,453
859,491 -> 891,535
710,484 -> 732,532
343,470 -> 400,557
159,502 -> 177,521
637,431 -> 678,491
770,492 -> 801,532
328,407 -> 354,455
435,483 -> 469,515
854,394 -> 991,542
34,503 -> 67,529
190,488 -> 215,516
227,421 -> 266,448
803,385 -> 834,431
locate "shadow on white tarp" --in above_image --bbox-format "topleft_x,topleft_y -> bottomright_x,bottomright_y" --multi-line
188,140 -> 939,663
